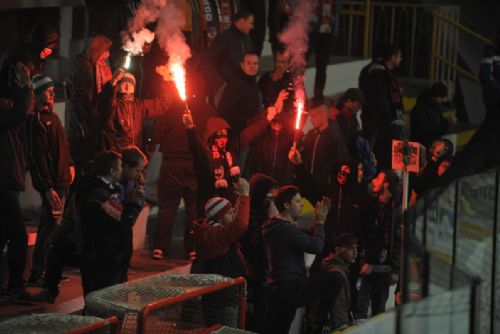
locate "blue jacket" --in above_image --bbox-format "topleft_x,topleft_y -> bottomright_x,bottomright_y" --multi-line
262,217 -> 325,284
479,45 -> 500,106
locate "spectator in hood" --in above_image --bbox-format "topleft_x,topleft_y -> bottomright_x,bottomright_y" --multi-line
411,82 -> 456,148
98,71 -> 174,152
183,103 -> 279,205
66,34 -> 112,174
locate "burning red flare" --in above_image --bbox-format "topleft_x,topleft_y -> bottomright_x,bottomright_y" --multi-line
295,100 -> 304,130
170,62 -> 186,101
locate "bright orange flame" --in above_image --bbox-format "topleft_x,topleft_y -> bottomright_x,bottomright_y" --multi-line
295,100 -> 304,130
170,62 -> 186,101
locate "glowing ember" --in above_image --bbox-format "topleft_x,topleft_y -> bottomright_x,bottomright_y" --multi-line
295,100 -> 304,130
170,62 -> 186,101
123,53 -> 132,70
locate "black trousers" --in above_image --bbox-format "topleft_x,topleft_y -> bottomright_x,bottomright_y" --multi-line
0,190 -> 28,290
156,160 -> 197,255
356,273 -> 390,317
44,237 -> 79,296
81,261 -> 128,296
261,271 -> 342,334
309,33 -> 335,100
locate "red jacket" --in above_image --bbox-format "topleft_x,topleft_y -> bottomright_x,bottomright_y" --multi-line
192,196 -> 250,278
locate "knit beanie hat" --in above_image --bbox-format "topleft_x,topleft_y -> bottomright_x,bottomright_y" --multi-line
205,197 -> 232,223
32,74 -> 54,95
119,72 -> 136,87
430,82 -> 448,98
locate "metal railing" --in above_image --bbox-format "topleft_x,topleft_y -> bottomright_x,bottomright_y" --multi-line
430,11 -> 494,85
338,2 -> 460,80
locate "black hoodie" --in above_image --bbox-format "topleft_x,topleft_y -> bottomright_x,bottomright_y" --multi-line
410,89 -> 449,148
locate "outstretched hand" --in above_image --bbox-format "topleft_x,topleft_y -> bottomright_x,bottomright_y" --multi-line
182,110 -> 194,129
233,177 -> 250,197
274,89 -> 289,114
314,196 -> 331,225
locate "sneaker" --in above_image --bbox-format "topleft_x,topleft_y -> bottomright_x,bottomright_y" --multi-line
31,288 -> 56,304
27,275 -> 45,287
151,249 -> 166,260
7,287 -> 34,304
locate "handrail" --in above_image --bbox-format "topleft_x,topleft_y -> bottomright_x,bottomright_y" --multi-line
340,0 -> 371,58
430,11 -> 494,84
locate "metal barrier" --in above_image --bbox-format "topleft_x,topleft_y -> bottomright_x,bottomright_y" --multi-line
138,276 -> 247,334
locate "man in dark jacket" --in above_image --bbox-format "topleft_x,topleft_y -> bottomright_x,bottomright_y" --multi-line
99,71 -> 174,152
261,186 -> 340,334
25,75 -> 74,286
411,82 -> 455,149
151,76 -> 216,260
217,52 -> 262,133
200,8 -> 254,102
360,44 -> 404,169
357,170 -> 401,318
479,27 -> 500,121
0,57 -> 34,301
77,151 -> 144,296
307,233 -> 358,332
299,103 -> 347,201
66,34 -> 112,172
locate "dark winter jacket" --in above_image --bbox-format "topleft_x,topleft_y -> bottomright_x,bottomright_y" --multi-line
156,97 -> 217,161
358,192 -> 400,274
187,115 -> 269,202
300,122 -> 347,200
308,253 -> 351,331
200,25 -> 253,91
99,83 -> 173,151
262,217 -> 325,284
410,90 -> 449,148
25,108 -> 72,192
76,176 -> 142,267
361,61 -> 404,139
479,45 -> 500,107
217,69 -> 262,133
249,126 -> 294,185
0,63 -> 34,191
192,195 -> 250,278
258,70 -> 294,116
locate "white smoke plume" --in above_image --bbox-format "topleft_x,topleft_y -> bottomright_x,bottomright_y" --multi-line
278,0 -> 313,75
128,0 -> 166,34
123,28 -> 155,54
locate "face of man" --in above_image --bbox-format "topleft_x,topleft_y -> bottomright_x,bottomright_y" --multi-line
391,51 -> 402,67
344,99 -> 362,113
110,159 -> 123,183
437,160 -> 451,177
337,243 -> 358,264
430,141 -> 445,162
274,51 -> 291,74
214,129 -> 228,150
310,106 -> 329,130
285,193 -> 303,220
371,172 -> 386,195
222,207 -> 236,224
238,15 -> 254,35
36,86 -> 55,110
337,165 -> 351,186
122,159 -> 146,182
241,54 -> 259,76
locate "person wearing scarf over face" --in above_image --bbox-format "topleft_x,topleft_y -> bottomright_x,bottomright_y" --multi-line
183,102 -> 279,206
